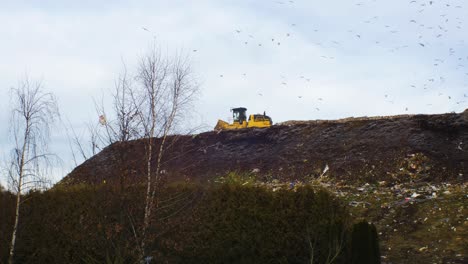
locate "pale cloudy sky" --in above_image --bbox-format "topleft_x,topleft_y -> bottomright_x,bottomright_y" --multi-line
1,0 -> 467,184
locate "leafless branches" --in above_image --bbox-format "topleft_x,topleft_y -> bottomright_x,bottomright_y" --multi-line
96,62 -> 143,145
7,77 -> 59,264
66,62 -> 143,169
63,44 -> 199,261
134,44 -> 199,261
64,119 -> 101,167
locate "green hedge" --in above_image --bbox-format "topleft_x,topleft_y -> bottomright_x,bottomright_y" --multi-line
163,184 -> 350,263
350,221 -> 380,264
0,183 -> 379,263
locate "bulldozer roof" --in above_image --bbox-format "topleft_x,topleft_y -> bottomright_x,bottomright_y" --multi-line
231,107 -> 247,112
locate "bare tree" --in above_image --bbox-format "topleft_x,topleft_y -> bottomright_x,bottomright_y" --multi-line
95,63 -> 142,145
63,45 -> 197,260
135,46 -> 198,261
91,62 -> 144,191
65,118 -> 101,167
6,77 -> 59,264
64,62 -> 142,187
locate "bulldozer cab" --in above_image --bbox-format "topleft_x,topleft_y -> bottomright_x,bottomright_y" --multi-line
232,107 -> 247,124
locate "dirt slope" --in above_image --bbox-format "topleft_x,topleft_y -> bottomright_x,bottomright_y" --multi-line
62,111 -> 468,186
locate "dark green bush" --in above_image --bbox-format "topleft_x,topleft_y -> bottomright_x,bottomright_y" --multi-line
154,184 -> 351,263
0,182 -> 375,264
350,221 -> 381,264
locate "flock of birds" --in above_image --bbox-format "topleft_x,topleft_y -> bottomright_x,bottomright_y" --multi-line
142,0 -> 468,114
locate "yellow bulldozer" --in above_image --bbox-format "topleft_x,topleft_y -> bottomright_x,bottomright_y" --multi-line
214,107 -> 273,130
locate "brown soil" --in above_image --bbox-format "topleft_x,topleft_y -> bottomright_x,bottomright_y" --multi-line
61,112 -> 468,186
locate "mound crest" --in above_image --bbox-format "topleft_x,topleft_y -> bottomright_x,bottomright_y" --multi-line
62,112 -> 468,186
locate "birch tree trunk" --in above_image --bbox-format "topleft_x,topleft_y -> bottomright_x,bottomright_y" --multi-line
135,46 -> 198,262
6,78 -> 59,264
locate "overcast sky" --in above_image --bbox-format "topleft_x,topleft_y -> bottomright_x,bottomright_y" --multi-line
1,0 -> 467,184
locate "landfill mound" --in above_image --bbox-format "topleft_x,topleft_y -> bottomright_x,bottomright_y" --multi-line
60,111 -> 468,263
62,111 -> 467,186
